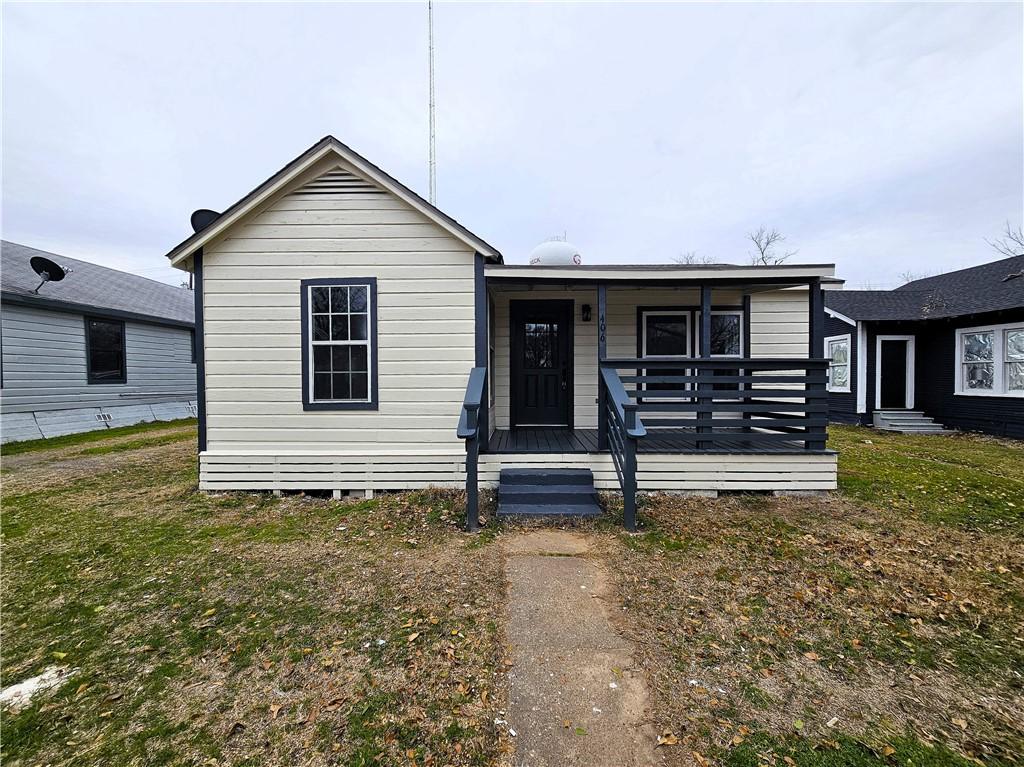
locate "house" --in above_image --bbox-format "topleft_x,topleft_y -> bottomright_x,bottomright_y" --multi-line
165,136 -> 839,530
823,255 -> 1024,438
1,241 -> 198,443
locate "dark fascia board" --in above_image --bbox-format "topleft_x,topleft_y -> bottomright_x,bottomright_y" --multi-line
164,135 -> 502,266
1,290 -> 195,330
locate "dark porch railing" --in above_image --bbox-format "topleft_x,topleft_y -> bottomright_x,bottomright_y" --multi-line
599,366 -> 647,531
600,357 -> 829,451
457,366 -> 487,532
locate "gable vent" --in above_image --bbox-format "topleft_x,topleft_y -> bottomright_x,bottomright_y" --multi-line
290,168 -> 385,196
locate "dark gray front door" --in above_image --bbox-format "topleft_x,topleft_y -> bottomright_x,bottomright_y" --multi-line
510,300 -> 573,426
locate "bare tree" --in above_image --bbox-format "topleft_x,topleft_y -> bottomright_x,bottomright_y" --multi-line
987,221 -> 1024,258
673,250 -> 714,265
898,270 -> 926,285
747,225 -> 796,265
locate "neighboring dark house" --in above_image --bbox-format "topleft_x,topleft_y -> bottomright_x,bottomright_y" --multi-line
1,241 -> 197,443
823,255 -> 1024,438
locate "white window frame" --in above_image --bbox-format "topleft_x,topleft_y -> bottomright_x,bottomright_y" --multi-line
695,310 -> 744,358
307,282 -> 374,405
954,321 -> 1024,398
875,334 -> 915,410
641,310 -> 692,402
824,333 -> 852,393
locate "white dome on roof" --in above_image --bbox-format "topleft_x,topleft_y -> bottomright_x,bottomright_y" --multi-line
529,239 -> 582,266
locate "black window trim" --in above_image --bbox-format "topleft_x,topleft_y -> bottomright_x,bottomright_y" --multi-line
300,277 -> 379,411
84,315 -> 127,385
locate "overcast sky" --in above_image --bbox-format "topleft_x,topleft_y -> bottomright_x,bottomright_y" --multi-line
2,1 -> 1021,289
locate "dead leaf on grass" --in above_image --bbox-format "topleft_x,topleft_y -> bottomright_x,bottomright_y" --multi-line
269,703 -> 283,720
657,731 -> 679,746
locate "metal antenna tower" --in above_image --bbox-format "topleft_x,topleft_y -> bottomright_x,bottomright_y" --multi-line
428,0 -> 437,204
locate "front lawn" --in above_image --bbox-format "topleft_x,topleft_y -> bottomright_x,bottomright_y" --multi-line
601,425 -> 1024,766
1,426 -> 507,766
2,423 -> 1022,766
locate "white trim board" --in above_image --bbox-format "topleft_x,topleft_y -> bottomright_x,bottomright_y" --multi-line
856,322 -> 867,413
825,307 -> 856,327
875,335 -> 915,410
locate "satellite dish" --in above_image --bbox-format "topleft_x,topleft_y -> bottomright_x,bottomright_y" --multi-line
29,255 -> 69,294
190,209 -> 221,233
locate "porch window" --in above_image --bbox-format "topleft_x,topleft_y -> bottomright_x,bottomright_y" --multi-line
825,334 -> 851,393
641,311 -> 689,395
696,311 -> 743,356
955,322 -> 1024,397
301,278 -> 378,410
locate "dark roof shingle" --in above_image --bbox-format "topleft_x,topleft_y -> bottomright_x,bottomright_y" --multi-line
1,241 -> 194,325
825,255 -> 1024,321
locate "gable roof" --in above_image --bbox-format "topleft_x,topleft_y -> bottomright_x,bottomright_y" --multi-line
164,135 -> 502,267
824,255 -> 1024,321
2,241 -> 194,326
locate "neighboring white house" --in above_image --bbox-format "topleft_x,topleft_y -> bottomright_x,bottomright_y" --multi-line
165,136 -> 838,529
1,241 -> 197,443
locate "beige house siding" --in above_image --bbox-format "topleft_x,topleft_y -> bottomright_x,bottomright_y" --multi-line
490,285 -> 806,430
200,157 -> 478,454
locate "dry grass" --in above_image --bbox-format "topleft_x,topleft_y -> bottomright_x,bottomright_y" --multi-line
1,429 -> 510,766
596,444 -> 1024,766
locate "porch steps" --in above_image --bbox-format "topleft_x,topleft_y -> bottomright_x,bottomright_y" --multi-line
873,410 -> 952,434
496,468 -> 602,518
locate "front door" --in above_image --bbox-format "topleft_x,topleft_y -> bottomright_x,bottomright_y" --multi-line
879,339 -> 909,408
510,300 -> 573,426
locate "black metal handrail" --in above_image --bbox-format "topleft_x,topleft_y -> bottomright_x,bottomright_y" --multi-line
602,357 -> 829,452
599,366 -> 646,531
457,367 -> 487,532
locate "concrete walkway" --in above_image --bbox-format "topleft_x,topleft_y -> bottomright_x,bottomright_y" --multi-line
503,531 -> 660,767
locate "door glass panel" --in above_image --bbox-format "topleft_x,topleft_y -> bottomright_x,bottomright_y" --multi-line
524,322 -> 557,368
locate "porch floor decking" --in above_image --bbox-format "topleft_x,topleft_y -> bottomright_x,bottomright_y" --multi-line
489,428 -> 826,454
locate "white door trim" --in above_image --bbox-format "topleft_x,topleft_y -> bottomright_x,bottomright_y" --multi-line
856,321 -> 867,414
875,334 -> 915,410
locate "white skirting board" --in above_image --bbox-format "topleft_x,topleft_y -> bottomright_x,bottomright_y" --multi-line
198,450 -> 838,492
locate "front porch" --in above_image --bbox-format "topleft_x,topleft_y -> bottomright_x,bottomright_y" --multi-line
458,264 -> 839,530
490,426 -> 818,454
